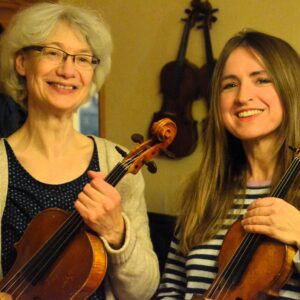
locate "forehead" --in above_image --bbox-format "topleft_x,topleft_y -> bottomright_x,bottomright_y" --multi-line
223,46 -> 266,75
45,20 -> 91,52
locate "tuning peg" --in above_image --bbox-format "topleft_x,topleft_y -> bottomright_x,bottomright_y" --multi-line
145,160 -> 157,173
131,133 -> 144,144
289,146 -> 300,154
159,147 -> 176,159
115,146 -> 128,158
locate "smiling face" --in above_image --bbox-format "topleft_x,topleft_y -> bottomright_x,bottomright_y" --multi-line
219,46 -> 284,143
15,20 -> 94,115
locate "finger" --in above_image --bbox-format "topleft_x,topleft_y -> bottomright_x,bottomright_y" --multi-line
77,190 -> 96,208
88,170 -> 106,180
242,215 -> 271,226
244,206 -> 272,218
74,198 -> 88,216
242,223 -> 274,236
247,198 -> 274,210
82,183 -> 105,204
89,177 -> 121,201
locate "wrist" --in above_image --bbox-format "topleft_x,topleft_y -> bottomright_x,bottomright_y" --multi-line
107,217 -> 126,249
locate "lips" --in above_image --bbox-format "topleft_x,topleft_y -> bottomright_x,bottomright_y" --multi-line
48,82 -> 76,90
237,109 -> 264,118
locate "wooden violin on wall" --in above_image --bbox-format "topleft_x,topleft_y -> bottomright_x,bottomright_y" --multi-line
148,0 -> 218,158
195,0 -> 218,108
0,119 -> 177,299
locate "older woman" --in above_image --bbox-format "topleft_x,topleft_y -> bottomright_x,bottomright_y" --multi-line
0,2 -> 159,300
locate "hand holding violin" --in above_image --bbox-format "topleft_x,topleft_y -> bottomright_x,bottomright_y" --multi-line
75,171 -> 125,249
242,197 -> 300,249
0,292 -> 12,300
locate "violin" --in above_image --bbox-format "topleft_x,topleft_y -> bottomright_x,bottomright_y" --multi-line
148,1 -> 218,158
195,0 -> 218,109
148,1 -> 202,158
192,148 -> 300,300
0,118 -> 177,299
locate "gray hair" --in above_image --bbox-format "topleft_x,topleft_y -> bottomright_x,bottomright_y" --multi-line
0,2 -> 113,108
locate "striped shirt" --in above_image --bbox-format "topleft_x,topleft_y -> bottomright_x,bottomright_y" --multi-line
156,186 -> 300,299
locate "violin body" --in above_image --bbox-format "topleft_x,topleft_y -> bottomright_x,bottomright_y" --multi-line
192,219 -> 296,300
149,60 -> 200,157
0,208 -> 107,299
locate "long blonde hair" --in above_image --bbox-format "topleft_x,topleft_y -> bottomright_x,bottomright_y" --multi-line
177,30 -> 300,255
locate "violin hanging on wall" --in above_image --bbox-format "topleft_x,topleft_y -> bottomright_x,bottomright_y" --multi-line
148,0 -> 218,158
195,0 -> 218,109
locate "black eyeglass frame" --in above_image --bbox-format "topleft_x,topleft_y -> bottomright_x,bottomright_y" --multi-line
21,45 -> 100,68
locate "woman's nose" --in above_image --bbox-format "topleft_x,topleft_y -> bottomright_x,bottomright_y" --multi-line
235,82 -> 254,104
56,56 -> 76,78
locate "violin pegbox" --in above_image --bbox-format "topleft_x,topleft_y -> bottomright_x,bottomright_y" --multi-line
193,0 -> 218,29
120,118 -> 177,175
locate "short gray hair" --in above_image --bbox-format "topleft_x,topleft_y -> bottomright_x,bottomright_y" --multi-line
0,2 -> 113,108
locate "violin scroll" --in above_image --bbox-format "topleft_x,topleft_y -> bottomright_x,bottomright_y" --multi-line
121,118 -> 177,175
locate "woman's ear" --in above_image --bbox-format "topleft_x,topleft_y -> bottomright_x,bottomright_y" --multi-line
15,53 -> 27,76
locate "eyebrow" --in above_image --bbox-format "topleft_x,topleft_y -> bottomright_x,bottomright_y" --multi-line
45,42 -> 93,54
221,70 -> 268,81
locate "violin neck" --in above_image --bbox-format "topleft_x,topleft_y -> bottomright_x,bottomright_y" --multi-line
105,162 -> 128,187
270,156 -> 300,198
203,21 -> 214,78
176,19 -> 193,64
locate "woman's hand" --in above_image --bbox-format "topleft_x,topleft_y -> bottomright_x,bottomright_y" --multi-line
75,171 -> 125,249
241,197 -> 300,249
0,293 -> 12,300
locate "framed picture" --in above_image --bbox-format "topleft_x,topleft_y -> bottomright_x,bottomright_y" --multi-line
74,91 -> 105,137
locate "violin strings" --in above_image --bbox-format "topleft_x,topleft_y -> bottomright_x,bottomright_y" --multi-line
2,211 -> 83,296
1,155 -> 140,296
218,157 -> 300,298
207,157 -> 300,299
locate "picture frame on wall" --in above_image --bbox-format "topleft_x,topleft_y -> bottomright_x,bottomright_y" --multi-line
74,91 -> 105,137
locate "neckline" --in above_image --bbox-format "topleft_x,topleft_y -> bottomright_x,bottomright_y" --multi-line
247,179 -> 272,187
4,137 -> 98,187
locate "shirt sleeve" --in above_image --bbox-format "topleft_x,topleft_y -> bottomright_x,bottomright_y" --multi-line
96,137 -> 160,300
156,235 -> 187,299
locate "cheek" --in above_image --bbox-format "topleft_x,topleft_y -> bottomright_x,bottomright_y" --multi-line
82,72 -> 94,87
219,95 -> 231,118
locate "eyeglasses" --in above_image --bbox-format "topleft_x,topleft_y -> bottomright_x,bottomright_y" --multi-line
22,45 -> 100,70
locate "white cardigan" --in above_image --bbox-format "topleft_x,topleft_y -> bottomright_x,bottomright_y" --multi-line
0,137 -> 159,300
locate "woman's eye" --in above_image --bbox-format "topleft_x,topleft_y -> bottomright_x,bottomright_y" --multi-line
256,78 -> 272,84
47,50 -> 59,57
221,82 -> 237,90
79,56 -> 89,63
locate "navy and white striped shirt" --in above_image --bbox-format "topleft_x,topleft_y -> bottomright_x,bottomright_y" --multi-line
157,186 -> 300,299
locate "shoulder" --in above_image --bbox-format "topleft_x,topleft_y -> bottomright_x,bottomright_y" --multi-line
92,136 -> 128,173
92,135 -> 145,190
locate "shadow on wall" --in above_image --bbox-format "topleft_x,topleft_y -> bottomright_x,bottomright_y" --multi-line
148,212 -> 176,273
